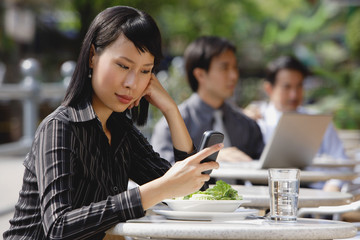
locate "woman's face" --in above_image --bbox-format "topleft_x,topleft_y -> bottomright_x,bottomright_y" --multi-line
90,34 -> 154,117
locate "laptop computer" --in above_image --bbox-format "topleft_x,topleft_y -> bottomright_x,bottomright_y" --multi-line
243,113 -> 332,170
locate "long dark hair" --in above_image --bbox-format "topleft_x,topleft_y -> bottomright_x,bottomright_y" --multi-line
62,6 -> 163,126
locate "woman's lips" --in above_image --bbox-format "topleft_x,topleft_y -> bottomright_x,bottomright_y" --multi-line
116,94 -> 133,104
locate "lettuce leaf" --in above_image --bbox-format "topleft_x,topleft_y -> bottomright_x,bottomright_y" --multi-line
182,180 -> 242,200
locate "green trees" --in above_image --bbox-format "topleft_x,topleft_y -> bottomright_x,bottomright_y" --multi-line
1,0 -> 359,128
73,0 -> 360,129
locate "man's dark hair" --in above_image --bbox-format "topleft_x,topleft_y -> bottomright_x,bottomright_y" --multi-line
184,36 -> 236,92
265,55 -> 310,85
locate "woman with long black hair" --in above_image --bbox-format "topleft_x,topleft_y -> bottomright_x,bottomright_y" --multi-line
4,6 -> 221,240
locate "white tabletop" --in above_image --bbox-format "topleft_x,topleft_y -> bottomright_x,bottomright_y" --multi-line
232,185 -> 354,208
106,216 -> 357,240
312,157 -> 360,168
211,165 -> 358,184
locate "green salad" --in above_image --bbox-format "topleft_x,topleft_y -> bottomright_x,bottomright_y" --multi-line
178,180 -> 242,200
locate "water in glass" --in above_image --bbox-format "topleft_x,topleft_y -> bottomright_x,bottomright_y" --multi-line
269,178 -> 299,221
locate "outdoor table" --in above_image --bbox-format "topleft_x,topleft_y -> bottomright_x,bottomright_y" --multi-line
105,215 -> 357,240
232,185 -> 354,209
311,157 -> 360,168
210,163 -> 358,184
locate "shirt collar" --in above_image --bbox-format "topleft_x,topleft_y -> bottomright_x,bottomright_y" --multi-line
67,100 -> 97,123
264,102 -> 305,122
191,93 -> 212,111
189,93 -> 230,124
190,93 -> 226,112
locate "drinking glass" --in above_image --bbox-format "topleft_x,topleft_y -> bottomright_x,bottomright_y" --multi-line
268,168 -> 300,222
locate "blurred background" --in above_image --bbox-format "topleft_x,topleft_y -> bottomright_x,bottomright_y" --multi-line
0,0 -> 360,144
1,0 -> 360,234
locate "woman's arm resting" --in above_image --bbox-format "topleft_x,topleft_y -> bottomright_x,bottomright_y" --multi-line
140,73 -> 193,154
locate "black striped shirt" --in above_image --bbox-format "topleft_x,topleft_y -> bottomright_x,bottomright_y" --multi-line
3,101 -> 188,240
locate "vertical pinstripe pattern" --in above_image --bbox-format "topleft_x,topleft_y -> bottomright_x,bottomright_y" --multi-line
3,101 -> 181,240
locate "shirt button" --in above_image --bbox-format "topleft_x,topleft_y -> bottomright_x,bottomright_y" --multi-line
113,186 -> 118,192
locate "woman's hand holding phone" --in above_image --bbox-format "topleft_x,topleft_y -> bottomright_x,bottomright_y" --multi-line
198,130 -> 224,174
156,142 -> 223,200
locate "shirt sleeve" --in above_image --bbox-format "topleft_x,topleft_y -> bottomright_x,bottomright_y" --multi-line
150,117 -> 176,164
173,145 -> 197,162
235,114 -> 265,160
250,120 -> 265,159
128,125 -> 172,186
129,124 -> 197,185
35,119 -> 145,239
318,123 -> 348,160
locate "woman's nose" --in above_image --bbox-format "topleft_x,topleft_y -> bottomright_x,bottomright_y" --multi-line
123,72 -> 137,89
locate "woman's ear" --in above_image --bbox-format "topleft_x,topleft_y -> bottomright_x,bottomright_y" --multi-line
89,44 -> 96,68
193,68 -> 206,84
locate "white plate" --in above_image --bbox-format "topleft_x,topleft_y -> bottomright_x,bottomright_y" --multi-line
162,199 -> 250,212
153,208 -> 259,221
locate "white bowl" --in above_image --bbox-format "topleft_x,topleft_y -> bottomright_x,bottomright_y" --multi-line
162,199 -> 250,212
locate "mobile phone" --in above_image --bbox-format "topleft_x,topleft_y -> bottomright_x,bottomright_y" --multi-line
199,130 -> 224,174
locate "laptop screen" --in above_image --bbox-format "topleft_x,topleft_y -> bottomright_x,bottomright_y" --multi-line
258,113 -> 332,169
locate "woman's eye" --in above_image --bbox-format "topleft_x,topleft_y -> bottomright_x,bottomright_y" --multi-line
117,64 -> 129,70
141,69 -> 151,74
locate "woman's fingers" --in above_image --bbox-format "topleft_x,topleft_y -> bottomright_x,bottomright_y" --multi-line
189,143 -> 223,164
127,102 -> 134,109
198,160 -> 219,175
185,143 -> 223,174
160,143 -> 223,198
134,97 -> 141,107
128,92 -> 146,109
128,74 -> 154,110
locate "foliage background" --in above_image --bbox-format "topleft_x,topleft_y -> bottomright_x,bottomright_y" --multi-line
1,0 -> 360,130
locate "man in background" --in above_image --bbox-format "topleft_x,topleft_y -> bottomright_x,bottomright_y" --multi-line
244,55 -> 348,191
151,36 -> 264,165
